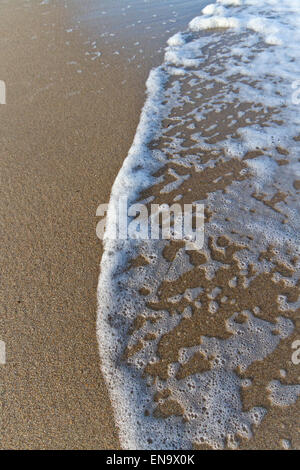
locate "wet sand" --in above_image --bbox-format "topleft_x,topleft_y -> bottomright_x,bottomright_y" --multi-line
0,0 -> 210,450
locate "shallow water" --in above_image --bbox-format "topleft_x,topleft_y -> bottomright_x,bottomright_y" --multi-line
97,0 -> 300,449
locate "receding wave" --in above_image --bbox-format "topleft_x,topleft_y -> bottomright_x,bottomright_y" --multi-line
97,0 -> 300,450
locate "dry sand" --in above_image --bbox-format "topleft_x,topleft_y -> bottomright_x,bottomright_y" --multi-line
0,0 -> 210,450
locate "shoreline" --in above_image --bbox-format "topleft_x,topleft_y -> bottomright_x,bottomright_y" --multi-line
96,2 -> 300,450
2,0 -> 298,450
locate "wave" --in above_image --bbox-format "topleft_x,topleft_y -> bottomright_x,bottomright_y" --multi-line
97,0 -> 300,449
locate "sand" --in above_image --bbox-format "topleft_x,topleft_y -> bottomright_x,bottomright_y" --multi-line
0,0 -> 211,450
2,0 -> 297,451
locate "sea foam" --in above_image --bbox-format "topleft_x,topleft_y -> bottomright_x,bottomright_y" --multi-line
97,0 -> 300,449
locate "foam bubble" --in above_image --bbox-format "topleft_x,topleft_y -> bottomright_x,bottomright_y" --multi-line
97,0 -> 300,449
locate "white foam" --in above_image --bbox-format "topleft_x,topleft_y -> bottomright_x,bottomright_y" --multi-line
97,0 -> 300,449
189,15 -> 240,30
167,32 -> 186,47
267,380 -> 300,407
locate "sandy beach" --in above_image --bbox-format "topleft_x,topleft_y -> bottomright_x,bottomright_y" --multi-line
0,0 -> 212,449
1,0 -> 299,450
